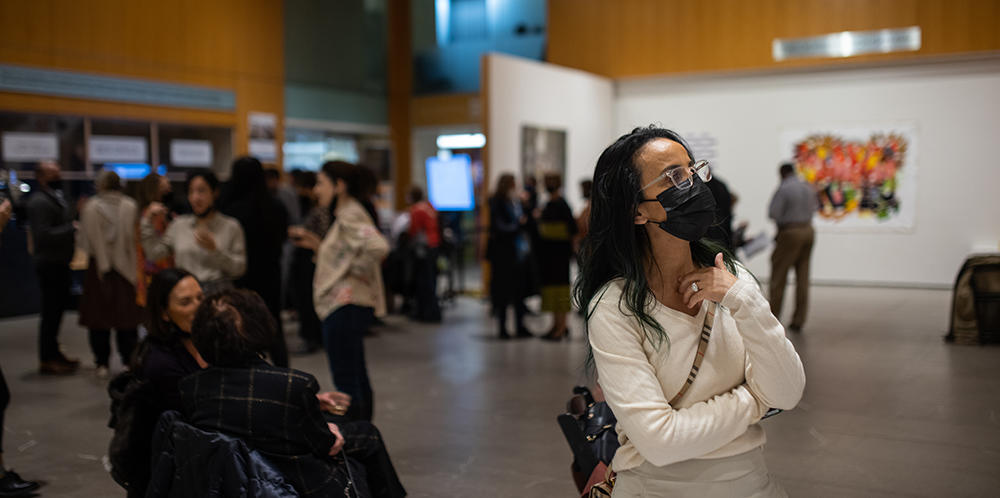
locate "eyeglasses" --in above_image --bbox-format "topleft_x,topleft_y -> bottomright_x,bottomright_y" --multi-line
640,160 -> 712,192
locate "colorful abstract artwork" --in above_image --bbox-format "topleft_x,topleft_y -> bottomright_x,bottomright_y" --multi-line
779,124 -> 917,230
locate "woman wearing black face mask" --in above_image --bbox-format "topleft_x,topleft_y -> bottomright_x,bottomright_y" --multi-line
575,126 -> 805,497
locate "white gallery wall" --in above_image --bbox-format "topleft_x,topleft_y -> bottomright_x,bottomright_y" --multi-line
485,53 -> 614,211
616,57 -> 1000,287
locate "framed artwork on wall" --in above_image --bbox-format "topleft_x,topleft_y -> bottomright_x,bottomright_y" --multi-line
779,123 -> 918,231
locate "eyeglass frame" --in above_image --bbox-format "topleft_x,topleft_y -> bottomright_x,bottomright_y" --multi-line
640,159 -> 712,193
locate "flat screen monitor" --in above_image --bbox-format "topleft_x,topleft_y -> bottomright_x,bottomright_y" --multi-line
426,154 -> 474,211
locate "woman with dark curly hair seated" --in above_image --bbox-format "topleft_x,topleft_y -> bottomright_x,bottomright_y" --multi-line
179,288 -> 405,498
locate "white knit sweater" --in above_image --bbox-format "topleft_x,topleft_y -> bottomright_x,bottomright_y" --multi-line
588,272 -> 805,472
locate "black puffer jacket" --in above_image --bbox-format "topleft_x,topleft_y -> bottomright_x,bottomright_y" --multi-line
146,411 -> 299,498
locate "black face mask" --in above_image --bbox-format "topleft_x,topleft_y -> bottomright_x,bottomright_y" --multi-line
643,175 -> 716,242
47,179 -> 64,191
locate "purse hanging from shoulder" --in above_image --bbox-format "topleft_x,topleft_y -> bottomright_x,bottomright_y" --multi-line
588,302 -> 718,497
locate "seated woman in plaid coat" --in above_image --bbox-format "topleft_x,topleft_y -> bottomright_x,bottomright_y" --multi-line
179,289 -> 406,498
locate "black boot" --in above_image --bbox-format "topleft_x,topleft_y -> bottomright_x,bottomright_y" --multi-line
0,469 -> 40,496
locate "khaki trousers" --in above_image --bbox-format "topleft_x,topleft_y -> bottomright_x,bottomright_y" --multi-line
769,225 -> 815,328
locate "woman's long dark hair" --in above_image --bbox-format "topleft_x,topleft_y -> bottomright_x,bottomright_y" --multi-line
132,268 -> 196,370
320,160 -> 363,219
574,126 -> 738,358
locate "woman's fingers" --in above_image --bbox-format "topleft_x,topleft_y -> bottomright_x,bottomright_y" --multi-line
686,288 -> 708,308
678,269 -> 709,293
681,282 -> 699,304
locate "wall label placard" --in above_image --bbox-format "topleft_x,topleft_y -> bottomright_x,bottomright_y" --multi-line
1,132 -> 58,161
773,27 -> 921,61
90,136 -> 148,163
170,139 -> 213,167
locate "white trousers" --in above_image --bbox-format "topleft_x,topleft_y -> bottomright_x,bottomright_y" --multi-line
612,447 -> 787,498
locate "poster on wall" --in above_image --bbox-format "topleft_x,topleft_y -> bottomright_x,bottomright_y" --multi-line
170,139 -> 213,167
248,111 -> 277,161
521,125 -> 566,188
778,123 -> 918,231
89,135 -> 148,163
682,132 -> 718,163
2,132 -> 58,162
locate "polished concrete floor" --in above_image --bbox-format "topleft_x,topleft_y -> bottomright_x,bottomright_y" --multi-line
1,285 -> 999,497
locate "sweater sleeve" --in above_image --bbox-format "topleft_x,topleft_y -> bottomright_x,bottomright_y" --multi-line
141,216 -> 175,262
588,290 -> 767,467
206,220 -> 246,279
720,274 -> 806,410
340,210 -> 389,270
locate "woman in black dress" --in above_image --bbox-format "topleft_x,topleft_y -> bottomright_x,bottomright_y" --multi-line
536,173 -> 578,341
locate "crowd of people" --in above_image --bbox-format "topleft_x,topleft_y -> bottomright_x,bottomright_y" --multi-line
0,128 -> 820,496
0,157 -> 414,497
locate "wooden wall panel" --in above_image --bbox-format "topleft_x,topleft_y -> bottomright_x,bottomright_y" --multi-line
548,0 -> 1000,78
387,0 -> 413,210
0,0 -> 284,161
411,94 -> 480,127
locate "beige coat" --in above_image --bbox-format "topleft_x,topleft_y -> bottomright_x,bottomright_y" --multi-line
78,191 -> 138,284
313,198 -> 389,320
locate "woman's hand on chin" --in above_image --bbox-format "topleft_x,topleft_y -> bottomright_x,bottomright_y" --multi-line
678,253 -> 737,309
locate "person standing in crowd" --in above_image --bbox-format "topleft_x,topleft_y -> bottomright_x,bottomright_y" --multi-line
288,171 -> 326,354
576,126 -> 804,496
26,160 -> 80,375
768,162 -> 819,332
520,176 -> 542,302
265,167 -> 301,315
0,197 -> 42,495
135,172 -> 175,307
219,157 -> 289,367
486,173 -> 534,340
291,161 -> 389,422
265,167 -> 301,225
141,171 -> 246,292
705,172 -> 736,252
406,186 -> 441,323
536,174 -> 577,341
76,171 -> 142,378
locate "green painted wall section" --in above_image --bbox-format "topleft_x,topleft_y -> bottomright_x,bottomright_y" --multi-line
285,83 -> 387,126
284,0 -> 387,126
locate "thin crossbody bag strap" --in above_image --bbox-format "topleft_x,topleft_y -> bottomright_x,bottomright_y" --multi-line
669,302 -> 717,406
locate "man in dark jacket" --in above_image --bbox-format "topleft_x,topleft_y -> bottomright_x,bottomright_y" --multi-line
25,161 -> 80,375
